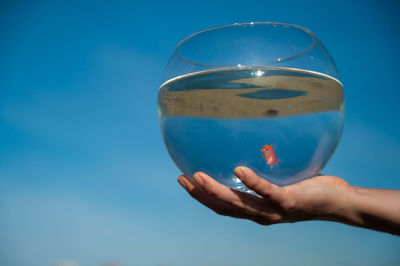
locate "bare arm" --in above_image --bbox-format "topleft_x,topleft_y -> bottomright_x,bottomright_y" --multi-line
341,187 -> 400,235
177,166 -> 400,236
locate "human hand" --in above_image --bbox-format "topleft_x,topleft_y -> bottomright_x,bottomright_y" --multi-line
177,166 -> 352,225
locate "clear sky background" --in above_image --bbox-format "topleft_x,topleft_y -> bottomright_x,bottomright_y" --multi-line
1,1 -> 400,266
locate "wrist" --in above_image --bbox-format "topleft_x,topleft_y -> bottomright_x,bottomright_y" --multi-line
323,184 -> 361,224
286,176 -> 354,223
308,177 -> 356,223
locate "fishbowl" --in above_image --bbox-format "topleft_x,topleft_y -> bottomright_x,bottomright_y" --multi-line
158,22 -> 344,192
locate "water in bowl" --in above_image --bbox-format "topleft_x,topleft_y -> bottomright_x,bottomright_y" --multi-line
158,67 -> 344,191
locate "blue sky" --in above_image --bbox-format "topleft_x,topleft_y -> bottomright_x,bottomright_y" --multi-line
1,1 -> 400,265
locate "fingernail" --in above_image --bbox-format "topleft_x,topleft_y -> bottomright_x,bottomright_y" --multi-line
234,167 -> 245,181
178,176 -> 187,188
193,173 -> 204,186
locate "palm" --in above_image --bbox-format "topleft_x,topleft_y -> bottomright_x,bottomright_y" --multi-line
177,167 -> 350,225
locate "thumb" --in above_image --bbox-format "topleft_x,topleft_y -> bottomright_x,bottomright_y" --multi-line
234,166 -> 287,203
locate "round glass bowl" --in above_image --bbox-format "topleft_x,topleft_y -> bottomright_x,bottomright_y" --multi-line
158,22 -> 344,192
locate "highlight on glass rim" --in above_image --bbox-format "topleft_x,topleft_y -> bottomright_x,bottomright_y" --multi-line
158,22 -> 344,193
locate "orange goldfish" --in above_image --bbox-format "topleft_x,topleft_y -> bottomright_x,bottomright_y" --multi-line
261,145 -> 278,168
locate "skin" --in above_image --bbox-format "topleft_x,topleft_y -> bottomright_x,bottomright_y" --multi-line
177,166 -> 400,236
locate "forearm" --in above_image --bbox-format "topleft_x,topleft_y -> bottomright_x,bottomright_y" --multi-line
331,186 -> 400,235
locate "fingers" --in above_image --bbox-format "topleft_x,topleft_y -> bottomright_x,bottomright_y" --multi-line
178,175 -> 273,224
234,166 -> 287,204
189,172 -> 282,221
178,175 -> 244,217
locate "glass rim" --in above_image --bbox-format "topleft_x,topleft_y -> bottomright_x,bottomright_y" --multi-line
160,65 -> 343,89
175,21 -> 318,68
